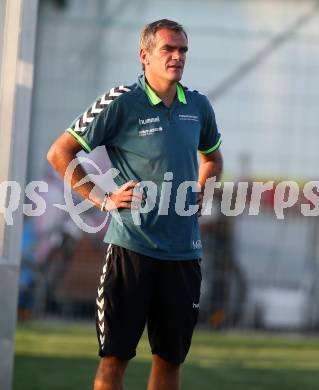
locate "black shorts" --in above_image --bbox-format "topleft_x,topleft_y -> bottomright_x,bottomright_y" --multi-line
95,244 -> 202,365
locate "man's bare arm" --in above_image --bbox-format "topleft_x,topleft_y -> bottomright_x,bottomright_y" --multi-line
198,149 -> 223,188
47,132 -> 141,210
197,149 -> 223,214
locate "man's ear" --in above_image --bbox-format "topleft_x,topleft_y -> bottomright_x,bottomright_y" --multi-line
140,47 -> 149,66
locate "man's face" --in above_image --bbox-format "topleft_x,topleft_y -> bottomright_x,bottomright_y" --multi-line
141,28 -> 188,83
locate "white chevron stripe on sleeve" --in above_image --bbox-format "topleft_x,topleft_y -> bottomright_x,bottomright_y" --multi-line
74,120 -> 81,132
91,102 -> 103,114
109,87 -> 122,97
72,87 -> 130,134
83,112 -> 94,123
100,96 -> 114,105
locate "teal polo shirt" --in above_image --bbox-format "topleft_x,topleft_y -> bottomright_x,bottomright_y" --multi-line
66,74 -> 221,260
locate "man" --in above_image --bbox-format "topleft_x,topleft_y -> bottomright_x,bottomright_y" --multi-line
47,19 -> 223,390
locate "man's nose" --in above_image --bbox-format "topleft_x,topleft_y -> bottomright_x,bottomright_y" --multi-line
172,49 -> 183,61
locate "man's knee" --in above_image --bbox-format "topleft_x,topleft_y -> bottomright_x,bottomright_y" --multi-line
152,354 -> 181,372
94,356 -> 128,389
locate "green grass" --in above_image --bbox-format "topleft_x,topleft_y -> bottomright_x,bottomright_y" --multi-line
13,322 -> 319,390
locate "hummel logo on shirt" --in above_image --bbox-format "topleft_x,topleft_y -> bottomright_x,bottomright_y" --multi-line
138,116 -> 162,136
139,116 -> 160,125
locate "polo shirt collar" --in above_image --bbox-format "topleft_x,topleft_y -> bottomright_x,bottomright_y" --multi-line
138,74 -> 187,105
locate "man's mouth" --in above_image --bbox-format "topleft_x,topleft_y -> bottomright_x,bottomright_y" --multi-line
167,65 -> 183,70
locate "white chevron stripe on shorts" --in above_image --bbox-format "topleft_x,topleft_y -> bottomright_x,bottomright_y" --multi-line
96,244 -> 113,348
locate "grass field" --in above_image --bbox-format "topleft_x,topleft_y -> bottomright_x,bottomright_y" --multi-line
13,322 -> 319,390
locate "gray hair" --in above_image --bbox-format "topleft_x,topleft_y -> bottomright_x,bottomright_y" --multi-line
140,19 -> 188,53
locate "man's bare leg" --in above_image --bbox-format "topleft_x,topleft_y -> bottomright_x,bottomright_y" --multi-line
93,357 -> 129,390
147,354 -> 181,390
